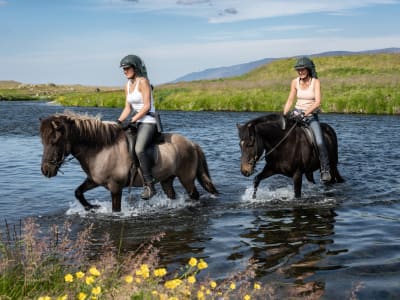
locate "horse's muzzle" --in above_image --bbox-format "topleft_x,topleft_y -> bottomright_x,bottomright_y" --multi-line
240,164 -> 254,177
41,162 -> 58,178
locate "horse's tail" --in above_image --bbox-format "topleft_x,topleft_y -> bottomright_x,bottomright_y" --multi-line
194,143 -> 219,195
323,123 -> 345,183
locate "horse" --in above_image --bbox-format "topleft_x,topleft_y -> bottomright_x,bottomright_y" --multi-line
237,113 -> 344,199
40,111 -> 218,212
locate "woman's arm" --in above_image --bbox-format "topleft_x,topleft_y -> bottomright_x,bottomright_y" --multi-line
283,79 -> 297,115
117,84 -> 132,122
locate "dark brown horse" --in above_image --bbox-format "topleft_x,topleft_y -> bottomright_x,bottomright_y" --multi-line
237,113 -> 344,199
40,111 -> 218,212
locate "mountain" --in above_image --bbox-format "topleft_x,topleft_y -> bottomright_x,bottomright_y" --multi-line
172,47 -> 400,83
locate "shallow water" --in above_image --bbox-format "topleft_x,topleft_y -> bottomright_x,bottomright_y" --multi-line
1,101 -> 400,299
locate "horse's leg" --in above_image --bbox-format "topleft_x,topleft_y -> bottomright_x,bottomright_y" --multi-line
179,177 -> 200,200
111,190 -> 122,212
293,170 -> 303,198
75,178 -> 100,211
253,165 -> 274,199
160,176 -> 176,199
330,164 -> 345,183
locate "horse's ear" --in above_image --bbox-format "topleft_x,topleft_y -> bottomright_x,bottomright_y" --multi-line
236,123 -> 242,129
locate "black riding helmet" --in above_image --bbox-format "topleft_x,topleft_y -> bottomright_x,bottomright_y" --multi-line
294,56 -> 318,78
120,55 -> 148,78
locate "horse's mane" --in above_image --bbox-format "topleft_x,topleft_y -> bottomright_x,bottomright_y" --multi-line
244,113 -> 284,127
42,111 -> 122,146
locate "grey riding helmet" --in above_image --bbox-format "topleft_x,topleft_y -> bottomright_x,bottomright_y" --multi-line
294,56 -> 318,78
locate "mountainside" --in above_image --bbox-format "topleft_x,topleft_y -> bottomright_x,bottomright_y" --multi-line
172,47 -> 400,83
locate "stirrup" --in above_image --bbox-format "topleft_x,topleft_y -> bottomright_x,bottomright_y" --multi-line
141,182 -> 156,200
320,170 -> 331,183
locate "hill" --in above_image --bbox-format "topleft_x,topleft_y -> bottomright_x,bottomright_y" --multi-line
172,48 -> 400,83
154,52 -> 400,114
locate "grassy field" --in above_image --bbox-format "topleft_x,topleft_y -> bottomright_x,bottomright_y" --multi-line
1,53 -> 399,114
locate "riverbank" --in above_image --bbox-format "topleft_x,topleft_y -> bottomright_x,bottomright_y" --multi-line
1,53 -> 399,114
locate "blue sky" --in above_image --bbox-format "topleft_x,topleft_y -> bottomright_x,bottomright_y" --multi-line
1,0 -> 399,86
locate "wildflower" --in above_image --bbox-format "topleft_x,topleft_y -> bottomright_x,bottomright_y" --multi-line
92,286 -> 101,296
151,291 -> 158,296
154,268 -> 167,277
125,275 -> 133,283
244,295 -> 251,300
64,273 -> 74,283
38,297 -> 51,300
57,295 -> 68,300
78,292 -> 87,300
206,289 -> 211,295
197,259 -> 208,270
164,279 -> 182,289
187,275 -> 196,284
188,257 -> 198,267
76,271 -> 85,279
135,277 -> 142,283
89,266 -> 101,276
210,281 -> 217,289
254,283 -> 261,290
197,291 -> 205,300
169,297 -> 179,300
85,276 -> 95,285
230,283 -> 236,290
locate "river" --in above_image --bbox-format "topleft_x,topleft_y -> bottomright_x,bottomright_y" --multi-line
0,101 -> 399,299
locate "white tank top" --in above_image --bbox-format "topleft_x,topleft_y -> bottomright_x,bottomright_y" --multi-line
126,79 -> 156,124
295,77 -> 318,111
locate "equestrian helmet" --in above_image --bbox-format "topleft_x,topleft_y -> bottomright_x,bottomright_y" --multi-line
120,55 -> 142,69
294,56 -> 314,70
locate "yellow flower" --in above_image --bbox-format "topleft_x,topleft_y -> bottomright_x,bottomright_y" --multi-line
169,297 -> 179,300
187,275 -> 196,284
244,295 -> 251,300
78,292 -> 87,300
125,275 -> 133,283
89,266 -> 101,276
38,297 -> 51,300
197,259 -> 208,270
210,281 -> 217,289
206,289 -> 211,295
197,291 -> 205,300
64,273 -> 73,283
135,277 -> 142,283
230,283 -> 236,290
92,286 -> 101,295
164,279 -> 182,289
151,291 -> 158,296
188,257 -> 198,267
254,283 -> 261,290
85,276 -> 95,285
154,268 -> 167,277
57,295 -> 67,300
76,271 -> 85,279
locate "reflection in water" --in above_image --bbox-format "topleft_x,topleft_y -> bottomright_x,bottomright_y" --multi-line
240,208 -> 340,298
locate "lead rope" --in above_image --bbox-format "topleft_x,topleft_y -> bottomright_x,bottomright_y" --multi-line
256,122 -> 297,162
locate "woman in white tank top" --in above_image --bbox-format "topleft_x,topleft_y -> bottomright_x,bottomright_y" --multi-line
283,56 -> 331,183
116,55 -> 157,200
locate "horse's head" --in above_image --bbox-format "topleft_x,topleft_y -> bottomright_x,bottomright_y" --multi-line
39,115 -> 72,177
237,122 -> 263,177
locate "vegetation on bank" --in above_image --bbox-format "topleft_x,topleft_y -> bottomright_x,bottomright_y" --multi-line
1,53 -> 399,114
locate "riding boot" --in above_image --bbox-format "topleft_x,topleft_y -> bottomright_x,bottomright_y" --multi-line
318,145 -> 331,183
141,179 -> 156,200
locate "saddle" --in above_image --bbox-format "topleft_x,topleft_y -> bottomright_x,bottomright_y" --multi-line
123,125 -> 165,186
281,115 -> 318,154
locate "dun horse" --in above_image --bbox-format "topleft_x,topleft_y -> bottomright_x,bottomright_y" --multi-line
237,114 -> 344,198
40,111 -> 218,212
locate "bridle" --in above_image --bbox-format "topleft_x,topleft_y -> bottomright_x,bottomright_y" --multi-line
246,121 -> 297,166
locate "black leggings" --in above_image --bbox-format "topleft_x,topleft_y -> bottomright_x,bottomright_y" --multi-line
135,122 -> 157,182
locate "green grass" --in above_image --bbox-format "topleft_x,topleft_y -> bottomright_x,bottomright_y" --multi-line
1,53 -> 400,114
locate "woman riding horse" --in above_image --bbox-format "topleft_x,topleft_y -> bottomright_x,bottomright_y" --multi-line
283,56 -> 331,183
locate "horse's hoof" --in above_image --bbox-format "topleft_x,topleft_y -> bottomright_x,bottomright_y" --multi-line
252,192 -> 257,199
85,204 -> 100,211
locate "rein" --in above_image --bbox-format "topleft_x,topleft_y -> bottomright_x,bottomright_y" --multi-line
256,121 -> 297,162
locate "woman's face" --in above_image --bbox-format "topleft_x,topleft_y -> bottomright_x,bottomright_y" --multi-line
123,66 -> 135,79
296,67 -> 309,79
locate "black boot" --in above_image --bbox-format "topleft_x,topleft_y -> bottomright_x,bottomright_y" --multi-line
141,181 -> 156,200
318,144 -> 331,183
